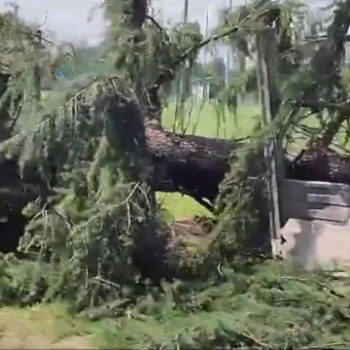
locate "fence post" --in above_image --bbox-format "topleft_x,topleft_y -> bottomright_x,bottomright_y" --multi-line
256,27 -> 284,254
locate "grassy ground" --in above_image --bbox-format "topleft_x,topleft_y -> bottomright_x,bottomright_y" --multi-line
157,192 -> 212,220
159,99 -> 260,220
162,98 -> 260,139
1,260 -> 350,349
0,304 -> 93,349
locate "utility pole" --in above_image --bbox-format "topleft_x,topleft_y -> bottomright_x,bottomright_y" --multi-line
5,2 -> 19,19
182,0 -> 191,97
203,0 -> 210,99
183,0 -> 189,23
225,0 -> 232,86
256,27 -> 283,255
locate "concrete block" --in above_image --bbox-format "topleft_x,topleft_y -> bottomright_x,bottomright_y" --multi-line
279,219 -> 350,270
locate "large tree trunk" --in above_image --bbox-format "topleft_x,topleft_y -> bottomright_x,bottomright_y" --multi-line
286,147 -> 350,185
2,122 -> 350,253
0,159 -> 41,252
0,125 -> 240,218
4,125 -> 350,218
145,125 -> 242,209
3,125 -> 350,217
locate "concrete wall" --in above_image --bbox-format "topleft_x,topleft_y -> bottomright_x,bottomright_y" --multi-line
276,179 -> 350,269
280,179 -> 350,225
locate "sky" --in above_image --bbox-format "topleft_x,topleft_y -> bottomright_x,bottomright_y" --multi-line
0,0 -> 335,47
0,0 -> 236,45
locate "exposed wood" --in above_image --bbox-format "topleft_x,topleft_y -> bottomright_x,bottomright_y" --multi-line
4,124 -> 350,216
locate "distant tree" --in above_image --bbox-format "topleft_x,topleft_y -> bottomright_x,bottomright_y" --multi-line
206,57 -> 226,99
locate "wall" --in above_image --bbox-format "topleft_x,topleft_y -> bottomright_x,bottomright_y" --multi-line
276,179 -> 350,269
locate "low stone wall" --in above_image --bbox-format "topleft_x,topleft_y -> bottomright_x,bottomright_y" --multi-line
277,179 -> 350,268
280,179 -> 350,225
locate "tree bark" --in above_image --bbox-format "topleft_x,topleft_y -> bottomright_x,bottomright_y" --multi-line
0,105 -> 239,252
2,123 -> 350,253
4,123 -> 350,215
0,125 -> 241,213
286,147 -> 350,185
146,125 -> 242,208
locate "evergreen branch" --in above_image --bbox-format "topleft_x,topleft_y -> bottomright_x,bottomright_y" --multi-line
9,103 -> 22,132
147,25 -> 241,115
177,26 -> 239,66
147,7 -> 272,114
64,78 -> 101,108
72,181 -> 141,233
64,74 -> 122,108
299,100 -> 350,114
242,328 -> 273,350
145,14 -> 171,44
172,7 -> 271,71
302,342 -> 350,350
92,276 -> 120,290
18,28 -> 55,46
281,276 -> 345,298
149,25 -> 240,92
122,9 -> 171,43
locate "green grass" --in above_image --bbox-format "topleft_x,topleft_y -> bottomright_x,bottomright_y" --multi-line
158,99 -> 260,219
157,193 -> 212,221
162,98 -> 260,139
2,260 -> 350,349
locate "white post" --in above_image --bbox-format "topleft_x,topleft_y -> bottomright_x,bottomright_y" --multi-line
256,27 -> 283,254
203,0 -> 210,99
183,0 -> 189,23
225,0 -> 232,86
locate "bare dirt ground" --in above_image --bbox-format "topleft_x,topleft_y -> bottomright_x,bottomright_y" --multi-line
170,217 -> 216,253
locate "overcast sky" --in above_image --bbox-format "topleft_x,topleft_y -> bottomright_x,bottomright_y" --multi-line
0,0 -> 335,46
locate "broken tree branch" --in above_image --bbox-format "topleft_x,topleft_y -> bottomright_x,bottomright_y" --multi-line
299,100 -> 350,114
145,14 -> 171,44
147,24 -> 243,114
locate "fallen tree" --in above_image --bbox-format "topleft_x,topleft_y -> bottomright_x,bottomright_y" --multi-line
287,147 -> 350,185
146,125 -> 242,208
3,116 -> 350,213
0,123 -> 239,208
2,98 -> 350,256
2,0 -> 350,254
0,92 -> 240,252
